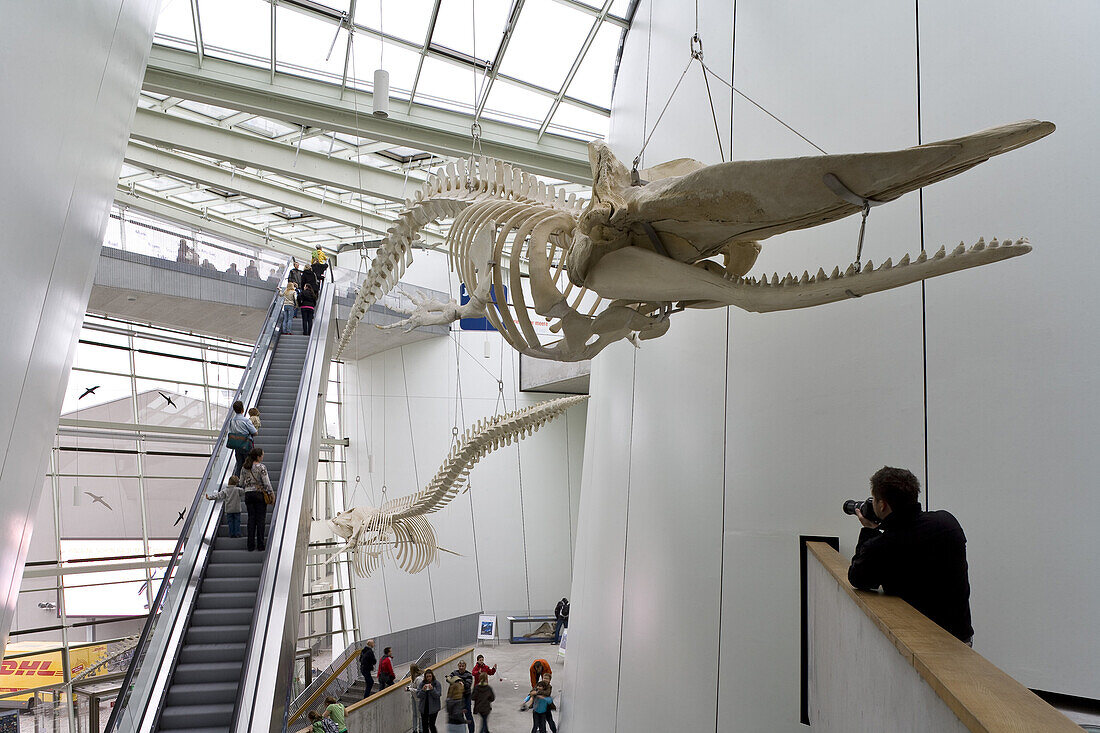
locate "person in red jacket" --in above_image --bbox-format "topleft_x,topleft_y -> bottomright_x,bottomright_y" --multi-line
471,654 -> 496,681
378,646 -> 396,689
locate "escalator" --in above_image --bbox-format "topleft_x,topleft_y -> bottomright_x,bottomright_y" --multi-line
157,336 -> 310,730
106,273 -> 337,733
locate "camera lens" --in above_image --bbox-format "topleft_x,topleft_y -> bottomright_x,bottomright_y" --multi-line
842,499 -> 860,515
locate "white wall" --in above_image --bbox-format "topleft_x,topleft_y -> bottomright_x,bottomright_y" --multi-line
341,259 -> 586,638
564,1 -> 1100,730
0,0 -> 160,657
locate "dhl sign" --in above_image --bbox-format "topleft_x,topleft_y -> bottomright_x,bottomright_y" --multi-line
0,644 -> 108,702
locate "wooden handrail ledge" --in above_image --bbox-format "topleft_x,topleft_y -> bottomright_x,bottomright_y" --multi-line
806,542 -> 1078,732
293,646 -> 475,733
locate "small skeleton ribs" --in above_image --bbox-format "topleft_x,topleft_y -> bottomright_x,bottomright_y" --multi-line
327,395 -> 587,577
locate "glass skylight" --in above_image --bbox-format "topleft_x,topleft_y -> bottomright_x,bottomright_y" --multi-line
151,0 -> 632,140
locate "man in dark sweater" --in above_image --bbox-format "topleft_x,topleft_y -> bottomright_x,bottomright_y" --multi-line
448,660 -> 474,733
848,466 -> 974,644
359,639 -> 377,698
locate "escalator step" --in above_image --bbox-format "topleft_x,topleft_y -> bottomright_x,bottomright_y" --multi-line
190,608 -> 254,626
201,576 -> 259,594
185,624 -> 250,644
173,661 -> 243,684
158,703 -> 235,729
210,549 -> 258,564
205,562 -> 263,578
194,592 -> 256,610
166,681 -> 240,706
177,643 -> 246,664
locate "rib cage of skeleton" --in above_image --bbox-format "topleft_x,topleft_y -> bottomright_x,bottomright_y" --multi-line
335,119 -> 1054,363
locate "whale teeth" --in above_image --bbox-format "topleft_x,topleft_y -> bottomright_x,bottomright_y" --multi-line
953,242 -> 967,256
782,273 -> 795,285
831,266 -> 841,279
988,238 -> 1000,249
898,254 -> 910,266
845,263 -> 858,276
934,245 -> 947,260
879,258 -> 892,270
972,240 -> 985,252
916,250 -> 927,263
817,268 -> 827,282
862,260 -> 873,272
800,270 -> 810,284
771,273 -> 779,285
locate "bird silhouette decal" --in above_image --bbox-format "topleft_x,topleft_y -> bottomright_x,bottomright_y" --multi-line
84,491 -> 113,511
173,508 -> 186,526
78,386 -> 100,400
158,392 -> 177,408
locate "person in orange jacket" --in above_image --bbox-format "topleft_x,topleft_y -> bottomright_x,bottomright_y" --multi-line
528,659 -> 551,690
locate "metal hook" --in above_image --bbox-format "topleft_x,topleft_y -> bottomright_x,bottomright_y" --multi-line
690,33 -> 704,60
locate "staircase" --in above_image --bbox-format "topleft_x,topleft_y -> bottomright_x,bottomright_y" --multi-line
156,332 -> 309,732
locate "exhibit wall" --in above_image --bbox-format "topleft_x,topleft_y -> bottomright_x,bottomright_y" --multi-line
563,1 -> 1100,731
341,276 -> 586,639
0,0 -> 159,658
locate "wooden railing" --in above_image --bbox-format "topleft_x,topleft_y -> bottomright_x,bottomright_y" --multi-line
292,646 -> 475,733
806,542 -> 1079,732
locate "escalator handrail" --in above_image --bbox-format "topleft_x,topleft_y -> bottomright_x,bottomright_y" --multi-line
105,264 -> 291,733
232,270 -> 338,733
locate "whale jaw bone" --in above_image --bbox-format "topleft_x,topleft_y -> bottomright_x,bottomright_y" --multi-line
584,237 -> 1030,312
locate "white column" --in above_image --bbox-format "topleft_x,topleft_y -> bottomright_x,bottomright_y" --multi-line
0,0 -> 160,656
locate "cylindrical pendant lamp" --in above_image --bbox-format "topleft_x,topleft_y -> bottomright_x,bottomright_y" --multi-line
373,69 -> 390,117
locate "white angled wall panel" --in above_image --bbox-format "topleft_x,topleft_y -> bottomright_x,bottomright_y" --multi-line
0,0 -> 159,656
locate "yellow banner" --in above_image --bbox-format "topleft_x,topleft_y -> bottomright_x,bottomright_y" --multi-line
0,643 -> 109,702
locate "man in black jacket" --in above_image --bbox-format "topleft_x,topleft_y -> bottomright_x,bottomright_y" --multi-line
848,466 -> 974,644
359,639 -> 377,698
553,598 -> 569,644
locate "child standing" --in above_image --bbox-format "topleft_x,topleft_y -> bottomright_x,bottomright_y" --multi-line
530,681 -> 554,733
471,672 -> 495,733
205,475 -> 244,537
248,407 -> 261,429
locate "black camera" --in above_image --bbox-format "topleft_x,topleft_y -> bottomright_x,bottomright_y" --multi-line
843,497 -> 878,523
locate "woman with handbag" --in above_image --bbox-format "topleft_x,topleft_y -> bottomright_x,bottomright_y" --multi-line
239,447 -> 274,552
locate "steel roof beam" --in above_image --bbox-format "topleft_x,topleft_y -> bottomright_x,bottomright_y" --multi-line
130,107 -> 412,202
115,188 -> 308,259
143,46 -> 593,183
474,0 -> 526,120
123,142 -> 443,240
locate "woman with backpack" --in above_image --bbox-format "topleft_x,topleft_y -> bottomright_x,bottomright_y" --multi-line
444,679 -> 466,733
239,447 -> 273,552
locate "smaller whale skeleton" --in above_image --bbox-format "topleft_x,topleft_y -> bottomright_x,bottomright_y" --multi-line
334,120 -> 1054,362
327,395 -> 586,577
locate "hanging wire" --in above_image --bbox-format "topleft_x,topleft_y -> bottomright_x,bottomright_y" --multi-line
633,32 -> 829,180
698,59 -> 828,155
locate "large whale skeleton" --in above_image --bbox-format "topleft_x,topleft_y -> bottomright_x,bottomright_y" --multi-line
327,395 -> 586,577
334,120 -> 1054,362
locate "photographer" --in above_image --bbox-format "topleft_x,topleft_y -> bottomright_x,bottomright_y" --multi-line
847,466 -> 974,644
